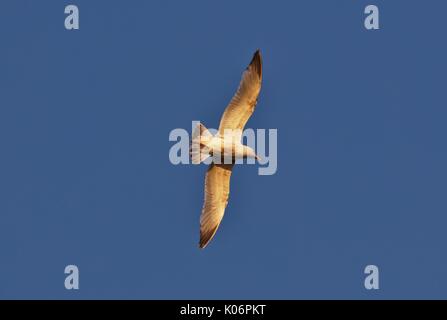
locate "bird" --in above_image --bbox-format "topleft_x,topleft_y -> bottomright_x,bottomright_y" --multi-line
191,50 -> 263,249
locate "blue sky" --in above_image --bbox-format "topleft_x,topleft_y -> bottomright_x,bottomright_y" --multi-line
0,0 -> 446,299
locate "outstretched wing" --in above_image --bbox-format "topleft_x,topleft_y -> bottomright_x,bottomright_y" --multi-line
218,50 -> 263,136
199,164 -> 234,248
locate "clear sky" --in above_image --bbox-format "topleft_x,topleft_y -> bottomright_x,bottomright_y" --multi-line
1,0 -> 446,299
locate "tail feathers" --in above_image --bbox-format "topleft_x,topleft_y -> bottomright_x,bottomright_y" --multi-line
190,123 -> 213,164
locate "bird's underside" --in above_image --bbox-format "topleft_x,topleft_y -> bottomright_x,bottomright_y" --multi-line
198,50 -> 263,249
191,131 -> 254,165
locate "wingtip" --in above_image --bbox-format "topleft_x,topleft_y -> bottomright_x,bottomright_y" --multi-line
199,223 -> 221,249
251,49 -> 262,62
199,232 -> 211,249
249,49 -> 262,79
199,238 -> 209,249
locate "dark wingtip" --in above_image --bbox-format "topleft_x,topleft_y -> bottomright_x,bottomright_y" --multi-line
249,49 -> 262,79
199,225 -> 219,249
199,237 -> 209,249
199,232 -> 211,249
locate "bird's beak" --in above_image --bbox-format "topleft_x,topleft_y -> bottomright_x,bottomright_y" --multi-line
255,154 -> 262,162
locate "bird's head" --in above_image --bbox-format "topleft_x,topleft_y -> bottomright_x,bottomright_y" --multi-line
243,146 -> 261,162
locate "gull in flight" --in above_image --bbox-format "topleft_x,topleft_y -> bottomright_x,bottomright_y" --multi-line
191,50 -> 263,249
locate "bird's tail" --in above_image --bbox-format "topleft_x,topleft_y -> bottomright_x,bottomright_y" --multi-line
190,122 -> 213,164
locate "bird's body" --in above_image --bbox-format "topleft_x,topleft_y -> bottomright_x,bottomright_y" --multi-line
193,50 -> 263,249
196,133 -> 257,163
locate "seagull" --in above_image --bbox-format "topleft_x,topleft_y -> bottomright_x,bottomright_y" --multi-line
191,50 -> 263,249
